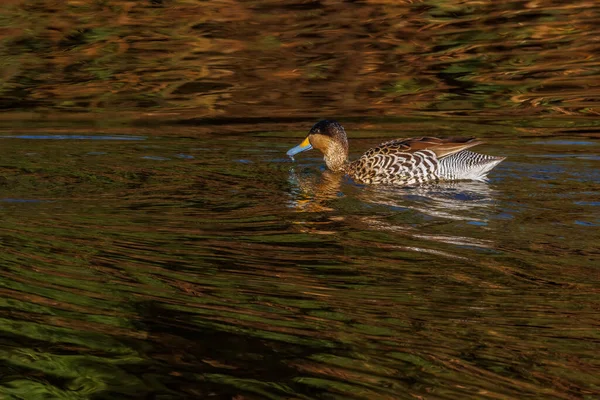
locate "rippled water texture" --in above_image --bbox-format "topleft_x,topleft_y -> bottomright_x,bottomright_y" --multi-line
1,0 -> 600,399
0,0 -> 599,120
0,121 -> 598,399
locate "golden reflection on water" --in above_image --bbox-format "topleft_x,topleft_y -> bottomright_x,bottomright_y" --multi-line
1,0 -> 599,121
288,169 -> 343,213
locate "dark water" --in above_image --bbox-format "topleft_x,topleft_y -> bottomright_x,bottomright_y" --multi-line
1,0 -> 600,398
0,120 -> 598,399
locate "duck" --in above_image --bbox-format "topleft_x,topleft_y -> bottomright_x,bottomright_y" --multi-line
287,120 -> 505,185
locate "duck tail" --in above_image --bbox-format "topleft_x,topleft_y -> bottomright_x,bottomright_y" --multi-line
438,150 -> 505,181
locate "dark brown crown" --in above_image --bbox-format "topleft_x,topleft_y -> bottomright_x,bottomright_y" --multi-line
309,120 -> 346,139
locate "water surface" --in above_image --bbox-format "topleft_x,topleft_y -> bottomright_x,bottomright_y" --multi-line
1,0 -> 600,397
0,121 -> 598,399
1,0 -> 599,121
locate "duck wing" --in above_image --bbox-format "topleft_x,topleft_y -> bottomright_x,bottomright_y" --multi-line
378,137 -> 483,159
347,137 -> 487,185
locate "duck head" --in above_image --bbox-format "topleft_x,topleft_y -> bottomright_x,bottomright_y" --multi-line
287,120 -> 349,172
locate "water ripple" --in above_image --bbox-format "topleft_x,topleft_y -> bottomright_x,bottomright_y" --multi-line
0,130 -> 598,398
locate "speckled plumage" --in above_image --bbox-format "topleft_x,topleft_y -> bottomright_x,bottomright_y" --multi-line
287,120 -> 505,186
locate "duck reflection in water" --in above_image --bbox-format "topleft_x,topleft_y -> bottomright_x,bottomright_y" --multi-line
287,167 -> 344,213
287,163 -> 499,250
288,167 -> 497,220
360,180 -> 499,222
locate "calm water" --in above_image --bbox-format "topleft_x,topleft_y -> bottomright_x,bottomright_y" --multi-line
0,119 -> 598,399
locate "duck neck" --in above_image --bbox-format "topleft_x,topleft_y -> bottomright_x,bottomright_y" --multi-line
324,141 -> 349,172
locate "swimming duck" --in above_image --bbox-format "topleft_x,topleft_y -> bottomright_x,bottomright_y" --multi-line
287,120 -> 505,185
